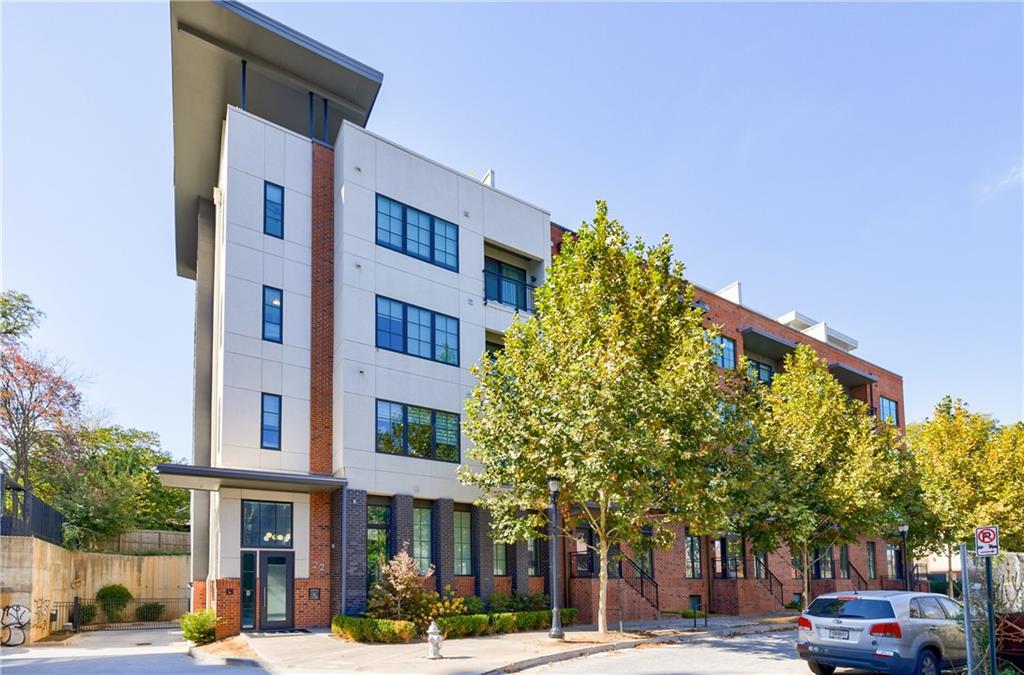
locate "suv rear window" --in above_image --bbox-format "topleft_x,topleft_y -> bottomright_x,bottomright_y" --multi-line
807,597 -> 896,619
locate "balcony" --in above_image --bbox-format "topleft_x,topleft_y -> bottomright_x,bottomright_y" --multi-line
483,269 -> 535,313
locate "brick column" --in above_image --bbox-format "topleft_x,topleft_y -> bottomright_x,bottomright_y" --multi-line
512,540 -> 531,595
433,499 -> 454,593
472,505 -> 494,599
344,489 -> 368,614
309,141 -> 334,476
392,495 -> 414,556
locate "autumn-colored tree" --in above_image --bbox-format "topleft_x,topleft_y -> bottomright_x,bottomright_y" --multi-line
461,202 -> 749,633
739,345 -> 902,608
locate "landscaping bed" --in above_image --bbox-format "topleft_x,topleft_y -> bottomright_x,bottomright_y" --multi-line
332,608 -> 579,643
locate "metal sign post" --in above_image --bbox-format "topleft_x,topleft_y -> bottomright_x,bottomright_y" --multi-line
975,526 -> 1000,675
960,544 -> 975,675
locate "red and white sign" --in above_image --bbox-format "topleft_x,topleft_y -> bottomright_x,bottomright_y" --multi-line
975,525 -> 999,557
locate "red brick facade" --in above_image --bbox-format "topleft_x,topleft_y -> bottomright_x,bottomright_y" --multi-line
494,576 -> 513,594
212,578 -> 241,640
310,141 -> 335,475
192,580 -> 206,612
454,576 -> 476,599
296,491 -> 333,628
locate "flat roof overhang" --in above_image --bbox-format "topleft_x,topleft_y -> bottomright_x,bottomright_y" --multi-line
740,327 -> 797,361
157,463 -> 345,493
170,0 -> 383,279
828,362 -> 879,388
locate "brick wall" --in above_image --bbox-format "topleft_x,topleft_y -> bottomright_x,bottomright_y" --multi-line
512,540 -> 531,595
309,141 -> 334,475
494,576 -> 513,595
569,577 -> 660,625
392,495 -> 414,555
432,499 -> 454,593
344,490 -> 368,614
471,505 -> 494,599
454,576 -> 476,598
296,491 -> 333,628
212,578 -> 241,639
192,580 -> 207,612
528,577 -> 546,594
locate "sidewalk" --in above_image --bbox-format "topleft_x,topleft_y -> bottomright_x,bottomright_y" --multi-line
243,613 -> 797,674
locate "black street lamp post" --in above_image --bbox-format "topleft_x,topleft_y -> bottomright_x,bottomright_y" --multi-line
898,523 -> 910,591
548,477 -> 564,640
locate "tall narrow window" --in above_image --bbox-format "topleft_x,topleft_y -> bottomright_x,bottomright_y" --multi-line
241,551 -> 256,629
264,182 -> 284,238
838,544 -> 850,579
263,286 -> 283,343
434,315 -> 459,365
367,505 -> 391,590
713,335 -> 736,369
886,543 -> 902,579
493,541 -> 508,576
454,510 -> 472,575
880,397 -> 899,425
434,220 -> 458,270
376,194 -> 403,250
413,507 -> 432,574
261,393 -> 281,450
684,528 -> 702,579
527,538 -> 541,576
866,542 -> 877,579
375,297 -> 404,352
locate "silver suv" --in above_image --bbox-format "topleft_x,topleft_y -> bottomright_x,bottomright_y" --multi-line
796,590 -> 966,675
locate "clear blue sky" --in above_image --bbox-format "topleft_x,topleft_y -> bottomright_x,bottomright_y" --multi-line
3,2 -> 1021,462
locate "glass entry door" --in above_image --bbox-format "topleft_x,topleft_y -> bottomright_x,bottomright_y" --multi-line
259,551 -> 294,630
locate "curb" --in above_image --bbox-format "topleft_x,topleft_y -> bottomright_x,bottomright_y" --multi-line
188,644 -> 263,668
483,622 -> 797,674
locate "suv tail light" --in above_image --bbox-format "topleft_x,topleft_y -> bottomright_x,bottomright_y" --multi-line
869,622 -> 902,638
798,616 -> 813,631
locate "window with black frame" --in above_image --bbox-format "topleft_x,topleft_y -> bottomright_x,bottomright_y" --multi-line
684,528 -> 702,579
527,538 -> 541,576
866,541 -> 877,579
838,544 -> 850,579
242,500 -> 292,548
484,257 -> 529,311
367,504 -> 391,590
748,359 -> 773,384
754,551 -> 768,579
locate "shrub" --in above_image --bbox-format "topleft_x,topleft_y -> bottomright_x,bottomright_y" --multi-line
366,547 -> 438,632
561,608 -> 578,626
677,609 -> 705,619
488,591 -> 514,613
435,614 -> 489,639
525,592 -> 550,611
136,602 -> 165,622
513,610 -> 550,631
331,615 -> 415,643
490,612 -> 517,633
461,595 -> 486,615
78,603 -> 98,626
96,584 -> 133,623
180,609 -> 217,645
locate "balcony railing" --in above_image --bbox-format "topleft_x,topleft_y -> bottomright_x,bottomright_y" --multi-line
483,270 -> 535,313
1,473 -> 64,546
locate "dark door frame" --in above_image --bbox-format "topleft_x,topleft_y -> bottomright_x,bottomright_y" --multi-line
258,550 -> 294,630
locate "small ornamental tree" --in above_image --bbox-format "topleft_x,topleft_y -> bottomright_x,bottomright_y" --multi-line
366,547 -> 434,626
739,345 -> 902,608
460,202 -> 749,633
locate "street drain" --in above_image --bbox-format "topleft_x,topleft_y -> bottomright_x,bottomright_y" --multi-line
136,642 -> 152,646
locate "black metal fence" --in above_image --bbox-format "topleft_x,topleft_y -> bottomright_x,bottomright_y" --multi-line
72,596 -> 189,631
0,473 -> 64,546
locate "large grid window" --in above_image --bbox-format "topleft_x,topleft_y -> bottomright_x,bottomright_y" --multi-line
367,505 -> 391,590
375,296 -> 459,366
375,194 -> 459,271
242,500 -> 292,548
413,507 -> 432,574
684,528 -> 702,579
713,335 -> 736,369
263,286 -> 283,343
375,400 -> 460,463
454,510 -> 472,576
748,359 -> 773,384
493,541 -> 508,576
880,397 -> 899,425
261,393 -> 281,450
264,182 -> 284,238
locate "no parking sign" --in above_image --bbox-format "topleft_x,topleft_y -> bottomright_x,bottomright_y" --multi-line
975,525 -> 999,556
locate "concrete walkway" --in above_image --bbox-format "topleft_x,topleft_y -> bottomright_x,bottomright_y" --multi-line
245,614 -> 796,674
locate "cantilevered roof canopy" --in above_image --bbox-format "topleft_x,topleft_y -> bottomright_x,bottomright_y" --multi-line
828,362 -> 878,388
740,327 -> 797,362
170,1 -> 383,279
157,464 -> 345,493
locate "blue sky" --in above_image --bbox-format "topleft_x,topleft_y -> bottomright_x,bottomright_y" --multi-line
2,2 -> 1021,462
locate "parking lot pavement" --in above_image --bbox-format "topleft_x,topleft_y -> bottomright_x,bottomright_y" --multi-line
529,628 -> 873,674
0,628 -> 266,674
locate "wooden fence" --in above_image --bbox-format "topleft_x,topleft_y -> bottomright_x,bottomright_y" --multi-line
94,529 -> 189,554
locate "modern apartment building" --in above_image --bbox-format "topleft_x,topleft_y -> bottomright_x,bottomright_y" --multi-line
160,1 -> 913,636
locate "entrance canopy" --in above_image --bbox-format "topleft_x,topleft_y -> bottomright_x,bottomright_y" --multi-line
157,464 -> 345,493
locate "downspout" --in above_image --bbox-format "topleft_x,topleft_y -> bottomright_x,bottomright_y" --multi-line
340,485 -> 348,616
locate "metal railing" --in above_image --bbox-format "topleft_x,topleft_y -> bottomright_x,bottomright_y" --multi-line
754,558 -> 786,607
73,596 -> 189,631
569,551 -> 659,611
1,473 -> 64,546
483,270 -> 535,312
844,562 -> 870,591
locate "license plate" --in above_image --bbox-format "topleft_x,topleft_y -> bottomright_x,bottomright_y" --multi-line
828,628 -> 850,640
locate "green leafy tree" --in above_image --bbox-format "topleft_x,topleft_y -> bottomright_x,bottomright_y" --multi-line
0,290 -> 44,340
460,202 -> 748,633
739,345 -> 902,607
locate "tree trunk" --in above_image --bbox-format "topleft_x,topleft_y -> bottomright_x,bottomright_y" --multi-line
946,544 -> 954,597
597,536 -> 609,634
801,542 -> 811,611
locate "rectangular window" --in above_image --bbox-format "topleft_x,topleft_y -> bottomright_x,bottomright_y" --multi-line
684,528 -> 702,579
867,542 -> 877,579
375,194 -> 459,271
241,551 -> 256,629
261,393 -> 281,450
367,505 -> 391,590
242,500 -> 292,548
263,286 -> 283,343
375,296 -> 459,366
454,510 -> 472,576
374,400 -> 460,463
880,397 -> 899,425
484,257 -> 529,311
528,538 -> 541,576
839,544 -> 850,579
817,547 -> 835,579
714,335 -> 736,369
264,182 -> 284,238
886,543 -> 901,579
493,540 -> 508,576
748,359 -> 773,384
754,551 -> 768,579
413,507 -> 432,574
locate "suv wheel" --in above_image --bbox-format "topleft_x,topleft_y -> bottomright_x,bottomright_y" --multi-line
807,662 -> 835,675
914,649 -> 940,675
